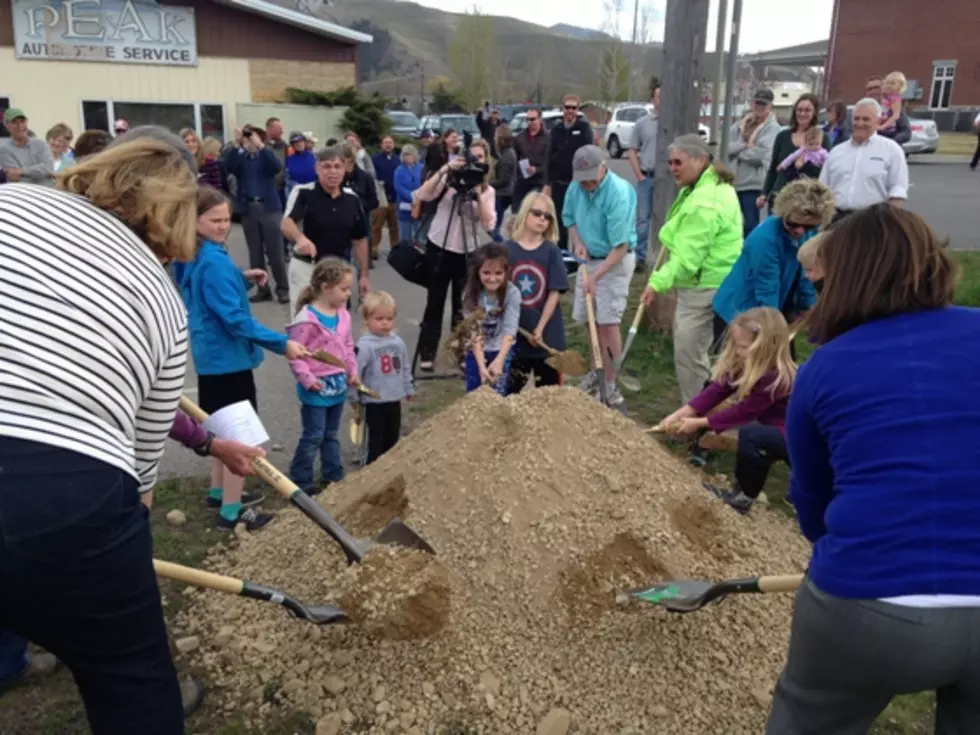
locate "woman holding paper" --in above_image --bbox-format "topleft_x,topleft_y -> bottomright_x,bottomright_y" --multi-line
173,186 -> 308,532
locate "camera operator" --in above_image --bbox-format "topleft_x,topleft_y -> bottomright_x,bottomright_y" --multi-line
414,138 -> 497,372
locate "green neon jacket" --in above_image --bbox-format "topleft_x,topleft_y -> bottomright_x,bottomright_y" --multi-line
648,166 -> 743,293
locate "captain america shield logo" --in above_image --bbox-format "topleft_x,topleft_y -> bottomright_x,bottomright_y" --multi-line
512,261 -> 547,308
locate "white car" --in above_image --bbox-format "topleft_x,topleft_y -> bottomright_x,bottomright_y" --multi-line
603,104 -> 709,158
509,109 -> 601,145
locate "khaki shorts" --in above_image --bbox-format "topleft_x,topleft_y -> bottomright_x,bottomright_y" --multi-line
572,252 -> 636,326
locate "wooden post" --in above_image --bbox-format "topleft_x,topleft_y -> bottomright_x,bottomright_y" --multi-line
646,0 -> 711,333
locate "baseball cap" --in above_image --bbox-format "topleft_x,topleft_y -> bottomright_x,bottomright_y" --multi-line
3,107 -> 27,122
289,131 -> 305,144
752,89 -> 775,104
419,128 -> 434,139
572,145 -> 607,182
113,118 -> 129,133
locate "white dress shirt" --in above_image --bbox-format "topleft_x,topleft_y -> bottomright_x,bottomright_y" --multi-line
819,133 -> 909,210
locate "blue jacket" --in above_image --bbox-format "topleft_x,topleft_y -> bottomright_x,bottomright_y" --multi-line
223,146 -> 282,213
561,171 -> 637,258
712,216 -> 816,323
285,150 -> 317,195
173,240 -> 288,375
393,162 -> 422,216
787,306 -> 980,599
372,151 -> 400,201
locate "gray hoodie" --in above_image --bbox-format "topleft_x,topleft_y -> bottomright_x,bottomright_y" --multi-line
354,333 -> 414,403
725,114 -> 781,192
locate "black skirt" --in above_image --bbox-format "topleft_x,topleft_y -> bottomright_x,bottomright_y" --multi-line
198,369 -> 257,415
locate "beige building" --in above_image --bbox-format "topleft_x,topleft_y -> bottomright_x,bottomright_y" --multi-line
0,0 -> 371,140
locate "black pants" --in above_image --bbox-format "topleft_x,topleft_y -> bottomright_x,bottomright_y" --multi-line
551,181 -> 571,250
735,423 -> 788,498
365,402 -> 401,464
507,356 -> 561,395
511,177 -> 543,214
971,133 -> 980,168
0,438 -> 183,734
418,241 -> 468,362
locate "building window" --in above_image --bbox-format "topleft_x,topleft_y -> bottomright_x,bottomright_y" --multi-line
930,62 -> 956,110
80,100 -> 227,141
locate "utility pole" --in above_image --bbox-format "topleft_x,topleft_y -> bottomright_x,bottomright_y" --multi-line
708,0 -> 729,149
629,0 -> 640,100
647,0 -> 710,332
719,0 -> 743,161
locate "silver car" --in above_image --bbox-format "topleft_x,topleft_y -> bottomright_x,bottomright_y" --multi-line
386,111 -> 421,137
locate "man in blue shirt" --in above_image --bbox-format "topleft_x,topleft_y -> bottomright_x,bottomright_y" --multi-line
371,136 -> 400,261
563,145 -> 637,408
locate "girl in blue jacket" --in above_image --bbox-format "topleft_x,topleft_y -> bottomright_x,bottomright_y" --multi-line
393,145 -> 423,243
174,187 -> 307,532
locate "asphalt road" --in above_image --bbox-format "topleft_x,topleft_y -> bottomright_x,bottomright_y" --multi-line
159,154 -> 978,479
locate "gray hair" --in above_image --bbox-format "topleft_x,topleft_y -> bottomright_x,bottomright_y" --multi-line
668,133 -> 711,162
853,97 -> 882,117
109,125 -> 197,173
316,145 -> 344,163
400,144 -> 418,162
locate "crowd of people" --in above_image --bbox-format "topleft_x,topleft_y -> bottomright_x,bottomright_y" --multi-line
1,73 -> 979,735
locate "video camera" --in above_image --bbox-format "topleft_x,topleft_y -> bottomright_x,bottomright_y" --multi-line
448,131 -> 489,193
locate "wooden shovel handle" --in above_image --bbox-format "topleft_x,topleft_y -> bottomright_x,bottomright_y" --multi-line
628,302 -> 645,332
518,327 -> 558,356
153,559 -> 243,595
579,265 -> 603,370
757,574 -> 805,594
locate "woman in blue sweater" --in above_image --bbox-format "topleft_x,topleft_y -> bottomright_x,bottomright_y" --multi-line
767,204 -> 980,734
174,187 -> 307,531
713,178 -> 834,351
393,144 -> 422,243
284,132 -> 317,198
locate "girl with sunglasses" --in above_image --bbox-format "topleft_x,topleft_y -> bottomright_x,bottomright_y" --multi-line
505,193 -> 569,394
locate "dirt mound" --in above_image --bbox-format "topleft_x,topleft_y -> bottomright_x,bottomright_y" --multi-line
176,387 -> 810,733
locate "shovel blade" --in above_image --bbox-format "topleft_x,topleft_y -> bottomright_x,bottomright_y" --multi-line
624,579 -> 716,613
375,518 -> 436,555
303,605 -> 350,625
618,372 -> 642,393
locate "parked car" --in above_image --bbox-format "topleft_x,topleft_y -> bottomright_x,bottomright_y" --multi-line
386,110 -> 421,137
509,109 -> 602,145
603,104 -> 710,158
821,107 -> 939,157
416,114 -> 481,140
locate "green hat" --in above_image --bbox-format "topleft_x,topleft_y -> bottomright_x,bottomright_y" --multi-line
3,107 -> 26,123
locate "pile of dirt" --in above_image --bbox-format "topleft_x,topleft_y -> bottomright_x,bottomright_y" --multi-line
176,387 -> 810,733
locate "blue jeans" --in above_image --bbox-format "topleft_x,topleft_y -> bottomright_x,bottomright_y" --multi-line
289,402 -> 345,490
397,214 -> 417,244
0,628 -> 28,683
464,350 -> 511,396
737,190 -> 762,237
0,437 -> 183,733
635,174 -> 654,263
492,196 -> 512,242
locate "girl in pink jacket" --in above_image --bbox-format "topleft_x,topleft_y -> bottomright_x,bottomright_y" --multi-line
286,258 -> 360,495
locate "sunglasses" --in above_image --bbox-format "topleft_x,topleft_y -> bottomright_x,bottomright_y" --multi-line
783,218 -> 812,230
529,208 -> 553,222
564,105 -> 579,110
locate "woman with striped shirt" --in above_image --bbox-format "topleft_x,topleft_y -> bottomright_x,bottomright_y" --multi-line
0,129 -> 212,733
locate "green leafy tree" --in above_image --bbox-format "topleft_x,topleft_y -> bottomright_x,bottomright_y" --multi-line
284,86 -> 359,106
447,6 -> 497,110
430,83 -> 467,114
337,92 -> 391,147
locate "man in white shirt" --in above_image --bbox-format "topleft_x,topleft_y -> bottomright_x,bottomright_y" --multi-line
819,98 -> 909,223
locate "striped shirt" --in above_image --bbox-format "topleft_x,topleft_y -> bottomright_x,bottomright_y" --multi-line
0,184 -> 188,492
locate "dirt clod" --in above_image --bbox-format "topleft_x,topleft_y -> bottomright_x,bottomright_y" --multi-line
177,387 -> 810,733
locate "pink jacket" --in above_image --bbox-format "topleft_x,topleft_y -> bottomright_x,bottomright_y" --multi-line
286,305 -> 357,391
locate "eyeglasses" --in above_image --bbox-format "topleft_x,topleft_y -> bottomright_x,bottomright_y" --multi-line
564,105 -> 579,111
529,208 -> 553,222
783,218 -> 812,231
667,158 -> 684,167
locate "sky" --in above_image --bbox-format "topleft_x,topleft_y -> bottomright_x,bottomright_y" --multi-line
402,0 -> 835,53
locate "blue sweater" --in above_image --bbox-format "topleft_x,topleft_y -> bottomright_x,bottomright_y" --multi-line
285,150 -> 317,192
173,240 -> 288,375
223,147 -> 282,213
713,216 -> 816,323
372,151 -> 400,201
393,162 -> 422,215
787,306 -> 980,599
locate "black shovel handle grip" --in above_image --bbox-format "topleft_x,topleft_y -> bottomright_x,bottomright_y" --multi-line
289,491 -> 365,565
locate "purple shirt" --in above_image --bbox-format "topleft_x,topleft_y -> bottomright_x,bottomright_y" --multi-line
169,410 -> 207,448
688,370 -> 788,434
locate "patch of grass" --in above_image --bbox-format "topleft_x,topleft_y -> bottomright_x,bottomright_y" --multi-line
937,132 -> 978,156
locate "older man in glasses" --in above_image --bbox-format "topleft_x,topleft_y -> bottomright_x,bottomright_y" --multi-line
543,93 -> 595,250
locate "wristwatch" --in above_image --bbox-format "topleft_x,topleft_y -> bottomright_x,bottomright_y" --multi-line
192,431 -> 216,457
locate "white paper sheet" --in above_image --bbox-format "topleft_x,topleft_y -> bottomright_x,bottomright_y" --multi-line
203,401 -> 269,447
519,158 -> 532,179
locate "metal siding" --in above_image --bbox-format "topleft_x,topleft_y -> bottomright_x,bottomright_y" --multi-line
829,0 -> 980,107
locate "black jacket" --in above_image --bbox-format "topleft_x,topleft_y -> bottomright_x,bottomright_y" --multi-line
490,147 -> 517,198
545,118 -> 595,185
343,166 -> 379,213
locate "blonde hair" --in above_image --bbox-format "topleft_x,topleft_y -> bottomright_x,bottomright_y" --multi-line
773,179 -> 836,227
179,127 -> 205,168
57,137 -> 198,262
797,232 -> 825,269
804,126 -> 823,144
712,307 -> 797,400
512,191 -> 559,242
884,71 -> 908,94
361,290 -> 397,321
295,257 -> 355,314
46,123 -> 73,141
201,136 -> 222,158
470,138 -> 494,189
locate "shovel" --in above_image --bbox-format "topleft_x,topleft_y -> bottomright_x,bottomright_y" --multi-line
578,264 -> 608,406
311,350 -> 380,399
153,559 -> 348,625
615,245 -> 668,393
617,573 -> 804,614
178,396 -> 435,565
349,402 -> 366,446
517,328 -> 586,377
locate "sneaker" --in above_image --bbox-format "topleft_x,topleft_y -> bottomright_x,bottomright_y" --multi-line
605,386 -> 625,407
277,293 -> 291,305
180,675 -> 206,716
418,360 -> 435,372
703,481 -> 753,515
578,370 -> 601,395
216,506 -> 275,532
688,444 -> 709,468
249,289 -> 272,304
206,490 -> 265,509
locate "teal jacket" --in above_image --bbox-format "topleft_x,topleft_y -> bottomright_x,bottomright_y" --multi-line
173,240 -> 288,376
561,170 -> 637,257
713,216 -> 818,323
